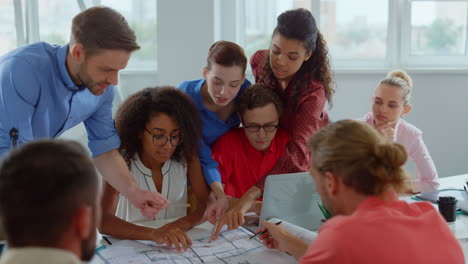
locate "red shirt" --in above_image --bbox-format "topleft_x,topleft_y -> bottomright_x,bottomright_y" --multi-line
212,127 -> 290,199
300,192 -> 464,264
250,50 -> 328,190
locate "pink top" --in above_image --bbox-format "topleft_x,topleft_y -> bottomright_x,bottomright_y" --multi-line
299,192 -> 464,264
363,112 -> 439,192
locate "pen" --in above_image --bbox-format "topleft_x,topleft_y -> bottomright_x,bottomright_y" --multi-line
170,203 -> 191,208
103,236 -> 112,245
249,221 -> 282,239
208,221 -> 219,243
95,245 -> 106,252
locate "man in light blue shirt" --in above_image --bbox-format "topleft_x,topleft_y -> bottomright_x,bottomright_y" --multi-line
0,6 -> 167,218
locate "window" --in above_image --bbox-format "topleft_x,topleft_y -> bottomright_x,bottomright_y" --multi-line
38,1 -> 81,45
319,0 -> 388,61
234,0 -> 468,70
8,0 -> 157,70
410,1 -> 467,56
0,0 -> 19,56
243,0 -> 307,61
100,0 -> 157,69
401,0 -> 468,67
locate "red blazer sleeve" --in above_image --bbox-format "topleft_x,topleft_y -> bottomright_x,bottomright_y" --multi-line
250,50 -> 267,83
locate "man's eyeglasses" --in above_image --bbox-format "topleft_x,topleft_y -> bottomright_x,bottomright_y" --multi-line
243,124 -> 279,133
145,128 -> 182,147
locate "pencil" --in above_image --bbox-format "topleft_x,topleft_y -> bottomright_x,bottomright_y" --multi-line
208,221 -> 219,243
170,203 -> 191,207
249,221 -> 283,239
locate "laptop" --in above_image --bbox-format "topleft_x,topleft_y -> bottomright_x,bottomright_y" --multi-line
259,172 -> 324,231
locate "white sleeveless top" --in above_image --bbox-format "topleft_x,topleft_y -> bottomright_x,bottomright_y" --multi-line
115,154 -> 188,222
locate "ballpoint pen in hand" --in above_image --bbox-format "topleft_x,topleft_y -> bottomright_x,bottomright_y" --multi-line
208,221 -> 219,243
249,221 -> 282,239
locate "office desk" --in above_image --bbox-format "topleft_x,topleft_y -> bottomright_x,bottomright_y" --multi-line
401,173 -> 468,239
436,174 -> 468,239
97,218 -> 216,247
97,174 -> 468,243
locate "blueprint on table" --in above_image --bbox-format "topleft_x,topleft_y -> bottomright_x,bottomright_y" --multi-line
91,226 -> 296,264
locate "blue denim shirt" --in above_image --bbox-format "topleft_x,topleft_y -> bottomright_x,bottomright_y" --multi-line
0,42 -> 120,157
178,78 -> 250,184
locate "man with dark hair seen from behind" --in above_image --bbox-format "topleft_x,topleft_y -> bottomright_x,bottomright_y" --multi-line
0,7 -> 167,219
0,140 -> 100,263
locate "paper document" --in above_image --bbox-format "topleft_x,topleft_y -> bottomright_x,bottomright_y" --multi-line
416,188 -> 468,205
457,238 -> 468,263
267,218 -> 318,243
91,226 -> 295,264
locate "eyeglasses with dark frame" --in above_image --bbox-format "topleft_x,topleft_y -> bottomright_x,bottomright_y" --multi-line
243,123 -> 279,133
144,128 -> 182,147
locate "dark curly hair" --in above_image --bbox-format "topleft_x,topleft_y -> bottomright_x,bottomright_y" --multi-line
115,86 -> 202,168
258,8 -> 335,109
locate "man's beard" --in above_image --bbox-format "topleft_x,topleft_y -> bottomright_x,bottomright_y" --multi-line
80,211 -> 97,262
77,64 -> 108,95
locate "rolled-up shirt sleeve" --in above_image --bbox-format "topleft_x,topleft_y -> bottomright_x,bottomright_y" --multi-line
199,139 -> 221,185
83,86 -> 120,157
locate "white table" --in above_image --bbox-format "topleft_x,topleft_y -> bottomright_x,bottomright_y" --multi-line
435,174 -> 468,239
400,173 -> 468,239
97,218 -> 217,247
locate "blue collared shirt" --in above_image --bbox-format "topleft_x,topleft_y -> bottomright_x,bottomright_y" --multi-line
0,42 -> 120,157
178,78 -> 250,184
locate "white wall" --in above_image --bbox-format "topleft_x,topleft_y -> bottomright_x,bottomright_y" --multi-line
157,0 -> 215,86
330,72 -> 468,178
62,1 -> 468,179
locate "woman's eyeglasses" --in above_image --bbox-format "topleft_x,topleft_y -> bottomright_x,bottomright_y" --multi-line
144,128 -> 182,147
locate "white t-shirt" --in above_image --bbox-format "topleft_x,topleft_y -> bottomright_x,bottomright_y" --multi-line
115,154 -> 188,222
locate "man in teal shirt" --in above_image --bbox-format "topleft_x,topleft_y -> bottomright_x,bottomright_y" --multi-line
0,6 -> 167,217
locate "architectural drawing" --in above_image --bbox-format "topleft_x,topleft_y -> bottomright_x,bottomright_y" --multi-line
91,227 -> 295,264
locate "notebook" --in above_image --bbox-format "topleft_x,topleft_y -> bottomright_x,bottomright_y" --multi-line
259,172 -> 325,231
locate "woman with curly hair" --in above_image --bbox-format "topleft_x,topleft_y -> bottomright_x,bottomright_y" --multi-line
98,87 -> 210,252
234,8 -> 335,214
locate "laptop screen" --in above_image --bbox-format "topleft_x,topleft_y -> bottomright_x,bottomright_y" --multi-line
259,172 -> 324,231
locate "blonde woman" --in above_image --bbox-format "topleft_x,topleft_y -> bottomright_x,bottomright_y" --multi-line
363,70 -> 438,193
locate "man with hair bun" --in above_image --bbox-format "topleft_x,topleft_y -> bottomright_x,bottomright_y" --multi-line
363,69 -> 439,193
257,120 -> 463,263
